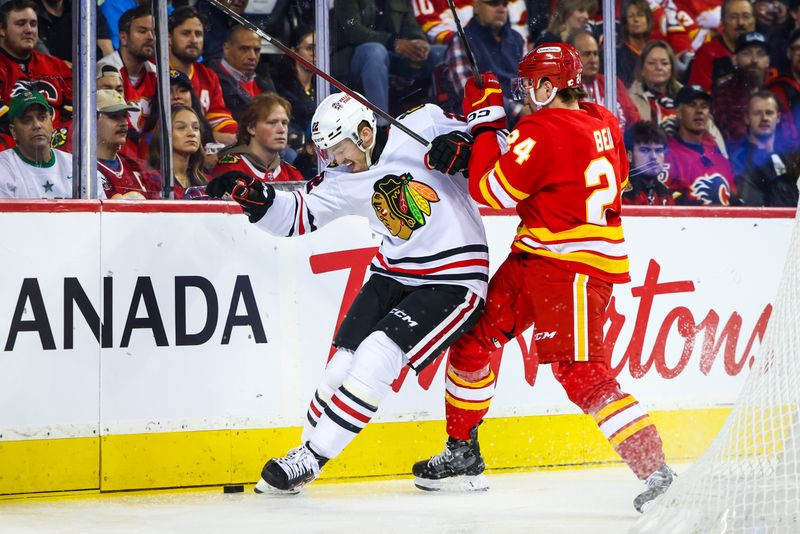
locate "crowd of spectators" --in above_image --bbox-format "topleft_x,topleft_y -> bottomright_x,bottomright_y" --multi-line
0,0 -> 796,207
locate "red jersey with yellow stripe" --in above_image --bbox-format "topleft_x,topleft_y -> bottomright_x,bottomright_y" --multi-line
468,101 -> 631,284
186,62 -> 238,134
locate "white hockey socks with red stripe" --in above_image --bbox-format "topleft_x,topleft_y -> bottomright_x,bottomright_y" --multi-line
302,348 -> 354,442
307,331 -> 405,460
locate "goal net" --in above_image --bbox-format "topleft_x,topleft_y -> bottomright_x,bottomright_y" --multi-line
631,205 -> 800,534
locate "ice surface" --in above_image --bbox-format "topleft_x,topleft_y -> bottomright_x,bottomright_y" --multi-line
1,466 -> 653,533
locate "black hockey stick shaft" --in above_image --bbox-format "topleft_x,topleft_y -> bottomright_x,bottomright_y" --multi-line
446,0 -> 483,88
206,0 -> 431,148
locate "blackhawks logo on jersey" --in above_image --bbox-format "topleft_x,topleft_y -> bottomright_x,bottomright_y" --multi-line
371,173 -> 439,240
218,153 -> 240,164
51,127 -> 68,149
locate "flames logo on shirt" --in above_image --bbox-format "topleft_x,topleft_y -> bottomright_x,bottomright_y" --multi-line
690,173 -> 731,206
371,173 -> 439,240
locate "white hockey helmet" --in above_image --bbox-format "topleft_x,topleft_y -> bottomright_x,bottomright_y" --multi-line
311,92 -> 377,166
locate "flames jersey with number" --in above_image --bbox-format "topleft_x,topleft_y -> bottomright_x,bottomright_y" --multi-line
469,101 -> 630,284
253,102 -> 489,299
185,62 -> 238,135
412,0 -> 529,44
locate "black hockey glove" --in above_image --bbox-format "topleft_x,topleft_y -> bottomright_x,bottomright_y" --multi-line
206,172 -> 275,223
424,131 -> 473,175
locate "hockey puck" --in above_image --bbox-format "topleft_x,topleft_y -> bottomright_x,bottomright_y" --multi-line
223,484 -> 245,493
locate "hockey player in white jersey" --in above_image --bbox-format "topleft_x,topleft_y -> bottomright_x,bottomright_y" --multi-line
206,92 -> 489,493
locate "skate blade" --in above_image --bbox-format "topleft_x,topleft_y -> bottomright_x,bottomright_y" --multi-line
254,477 -> 301,496
414,474 -> 489,492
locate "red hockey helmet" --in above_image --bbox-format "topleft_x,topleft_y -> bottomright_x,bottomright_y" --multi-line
511,43 -> 583,106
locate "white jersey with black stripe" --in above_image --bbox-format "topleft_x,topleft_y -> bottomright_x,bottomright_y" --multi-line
254,104 -> 489,299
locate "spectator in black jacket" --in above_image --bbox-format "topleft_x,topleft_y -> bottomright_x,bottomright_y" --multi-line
207,24 -> 276,120
731,90 -> 800,206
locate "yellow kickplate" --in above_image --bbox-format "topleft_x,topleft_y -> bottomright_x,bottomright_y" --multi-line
0,437 -> 99,495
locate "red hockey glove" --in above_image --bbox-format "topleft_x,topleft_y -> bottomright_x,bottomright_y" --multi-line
424,131 -> 473,175
206,172 -> 275,223
462,73 -> 507,136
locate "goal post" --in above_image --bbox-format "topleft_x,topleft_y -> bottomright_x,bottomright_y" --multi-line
631,204 -> 800,534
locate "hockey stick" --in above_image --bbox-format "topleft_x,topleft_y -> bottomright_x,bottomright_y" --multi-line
206,0 -> 431,148
446,0 -> 482,89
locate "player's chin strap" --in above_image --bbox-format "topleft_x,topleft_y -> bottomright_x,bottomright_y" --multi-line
529,84 -> 558,110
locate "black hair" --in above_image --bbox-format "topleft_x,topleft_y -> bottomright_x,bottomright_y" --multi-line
0,0 -> 37,27
624,121 -> 667,149
119,5 -> 152,35
168,6 -> 207,33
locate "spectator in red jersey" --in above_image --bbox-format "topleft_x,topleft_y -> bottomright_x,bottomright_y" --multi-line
665,85 -> 735,205
730,90 -> 800,206
96,90 -> 157,200
0,0 -> 73,135
687,0 -> 755,92
535,0 -> 597,45
629,40 -> 683,125
712,31 -> 780,149
168,6 -> 238,146
99,6 -> 157,136
617,0 -> 654,88
148,105 -> 209,199
211,93 -> 304,184
570,30 -> 641,129
766,28 -> 800,142
622,121 -> 676,205
207,24 -> 276,120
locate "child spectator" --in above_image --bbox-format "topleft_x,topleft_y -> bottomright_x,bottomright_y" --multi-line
622,121 -> 676,205
211,93 -> 303,184
148,105 -> 209,199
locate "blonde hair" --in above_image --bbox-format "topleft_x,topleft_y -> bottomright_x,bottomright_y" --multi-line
237,93 -> 292,146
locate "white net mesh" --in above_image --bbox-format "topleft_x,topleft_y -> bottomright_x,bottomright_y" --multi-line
631,205 -> 800,534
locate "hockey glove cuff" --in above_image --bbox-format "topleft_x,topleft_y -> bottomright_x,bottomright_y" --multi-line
424,131 -> 473,175
462,73 -> 507,135
207,172 -> 275,223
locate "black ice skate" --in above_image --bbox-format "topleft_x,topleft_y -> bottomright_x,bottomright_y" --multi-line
634,464 -> 676,513
412,424 -> 489,491
254,444 -> 327,495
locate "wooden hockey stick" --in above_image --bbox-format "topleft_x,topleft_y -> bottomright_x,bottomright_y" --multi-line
446,0 -> 483,89
206,0 -> 431,148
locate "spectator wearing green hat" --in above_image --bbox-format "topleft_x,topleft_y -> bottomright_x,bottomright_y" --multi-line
0,90 -> 81,199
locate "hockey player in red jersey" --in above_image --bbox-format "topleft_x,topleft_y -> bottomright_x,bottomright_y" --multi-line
206,92 -> 489,494
416,43 -> 675,513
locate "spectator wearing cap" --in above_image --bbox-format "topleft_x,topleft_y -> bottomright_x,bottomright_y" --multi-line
622,121 -> 676,205
713,31 -> 778,148
207,24 -> 276,120
169,6 -> 238,146
97,64 -> 125,95
0,91 -> 77,199
730,90 -> 800,206
99,6 -> 158,135
0,0 -> 73,134
688,0 -> 756,92
97,89 -> 157,200
34,0 -> 113,62
665,85 -> 736,205
766,28 -> 800,142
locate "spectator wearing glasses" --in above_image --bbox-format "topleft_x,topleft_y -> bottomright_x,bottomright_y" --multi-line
713,32 -> 778,148
629,40 -> 683,125
169,6 -> 238,146
616,0 -> 655,88
665,85 -> 735,205
0,90 -> 78,199
730,90 -> 800,206
687,0 -> 756,92
570,29 -> 640,129
766,28 -> 800,143
443,0 -> 525,120
622,121 -> 676,205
